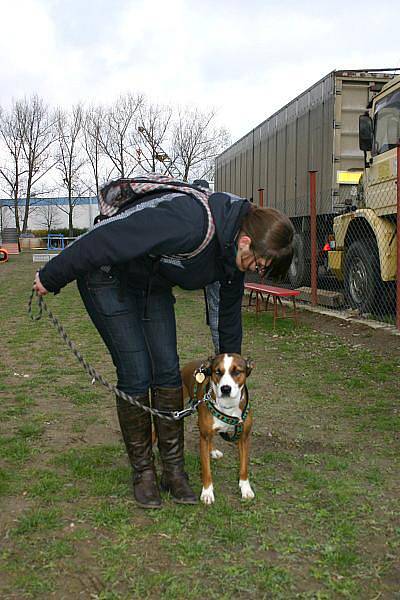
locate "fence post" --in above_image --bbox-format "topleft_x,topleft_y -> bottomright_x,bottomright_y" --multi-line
397,145 -> 400,330
309,170 -> 318,306
258,188 -> 264,208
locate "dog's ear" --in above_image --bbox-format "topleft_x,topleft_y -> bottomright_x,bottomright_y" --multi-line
202,358 -> 212,377
245,358 -> 255,376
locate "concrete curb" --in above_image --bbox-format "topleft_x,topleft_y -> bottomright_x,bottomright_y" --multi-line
243,289 -> 400,337
292,302 -> 400,336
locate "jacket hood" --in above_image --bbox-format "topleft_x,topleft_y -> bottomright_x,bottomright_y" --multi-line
208,192 -> 251,267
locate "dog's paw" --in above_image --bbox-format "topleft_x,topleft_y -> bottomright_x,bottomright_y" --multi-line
211,449 -> 223,460
239,479 -> 255,500
200,484 -> 215,505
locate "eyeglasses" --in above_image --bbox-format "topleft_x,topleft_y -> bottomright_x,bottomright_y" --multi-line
252,249 -> 269,277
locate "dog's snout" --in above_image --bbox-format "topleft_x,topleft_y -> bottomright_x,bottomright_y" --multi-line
220,385 -> 231,396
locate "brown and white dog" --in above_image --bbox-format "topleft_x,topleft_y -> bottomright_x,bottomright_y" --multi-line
181,353 -> 255,505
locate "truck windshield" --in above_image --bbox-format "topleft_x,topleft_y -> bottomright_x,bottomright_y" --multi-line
373,89 -> 400,155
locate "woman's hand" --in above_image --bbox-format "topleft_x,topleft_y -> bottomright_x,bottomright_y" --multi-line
33,272 -> 48,296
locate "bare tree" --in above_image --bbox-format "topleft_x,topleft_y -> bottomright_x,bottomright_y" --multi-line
35,202 -> 62,233
55,104 -> 86,236
172,108 -> 231,181
16,95 -> 58,232
98,93 -> 143,179
135,102 -> 181,176
0,104 -> 28,234
82,104 -> 112,196
0,95 -> 232,235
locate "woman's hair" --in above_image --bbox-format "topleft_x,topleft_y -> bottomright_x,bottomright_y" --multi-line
240,206 -> 294,280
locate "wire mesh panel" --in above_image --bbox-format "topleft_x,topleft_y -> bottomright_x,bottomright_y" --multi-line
248,169 -> 398,329
329,171 -> 397,324
304,161 -> 397,325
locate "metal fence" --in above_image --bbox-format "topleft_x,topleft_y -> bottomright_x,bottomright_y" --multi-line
252,147 -> 400,330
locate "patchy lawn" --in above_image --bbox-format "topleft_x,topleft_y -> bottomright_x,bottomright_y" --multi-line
1,252 -> 399,599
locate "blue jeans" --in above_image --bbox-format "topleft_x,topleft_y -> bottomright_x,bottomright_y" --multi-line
205,281 -> 220,354
77,269 -> 181,395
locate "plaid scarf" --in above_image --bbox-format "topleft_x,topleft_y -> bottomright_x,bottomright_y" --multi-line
98,174 -> 215,259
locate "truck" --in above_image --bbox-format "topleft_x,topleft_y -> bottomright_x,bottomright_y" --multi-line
328,75 -> 399,311
214,69 -> 397,310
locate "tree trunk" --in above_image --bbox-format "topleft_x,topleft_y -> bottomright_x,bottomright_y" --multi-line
68,209 -> 74,237
13,197 -> 21,235
22,195 -> 30,233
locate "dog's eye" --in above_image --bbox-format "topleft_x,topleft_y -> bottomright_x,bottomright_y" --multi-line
232,369 -> 242,377
215,369 -> 222,376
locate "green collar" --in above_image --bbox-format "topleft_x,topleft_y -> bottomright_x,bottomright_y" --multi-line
205,386 -> 250,443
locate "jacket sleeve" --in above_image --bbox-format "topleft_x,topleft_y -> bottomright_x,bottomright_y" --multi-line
39,197 -> 205,292
217,271 -> 245,354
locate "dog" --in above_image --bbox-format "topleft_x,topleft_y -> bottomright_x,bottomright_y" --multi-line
181,353 -> 255,505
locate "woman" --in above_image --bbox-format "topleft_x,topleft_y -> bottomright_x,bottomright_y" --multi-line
34,175 -> 294,509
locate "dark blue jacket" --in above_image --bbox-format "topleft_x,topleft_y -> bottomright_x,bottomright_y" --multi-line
39,191 -> 251,353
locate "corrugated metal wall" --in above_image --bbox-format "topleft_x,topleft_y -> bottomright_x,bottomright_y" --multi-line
215,71 -> 392,218
215,72 -> 336,217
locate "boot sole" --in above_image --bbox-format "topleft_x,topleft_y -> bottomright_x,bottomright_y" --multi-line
170,496 -> 198,505
135,500 -> 163,509
160,484 -> 198,505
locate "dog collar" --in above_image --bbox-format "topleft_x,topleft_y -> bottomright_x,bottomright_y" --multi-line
205,386 -> 250,443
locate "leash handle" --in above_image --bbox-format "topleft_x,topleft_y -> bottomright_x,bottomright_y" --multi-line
28,287 -> 44,321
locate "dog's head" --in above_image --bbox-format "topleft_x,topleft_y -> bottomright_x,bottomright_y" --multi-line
195,353 -> 254,402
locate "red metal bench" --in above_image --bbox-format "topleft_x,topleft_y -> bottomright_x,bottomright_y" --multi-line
244,282 -> 300,328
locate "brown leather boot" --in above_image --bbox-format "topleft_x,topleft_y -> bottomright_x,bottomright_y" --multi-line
152,386 -> 197,505
116,394 -> 162,509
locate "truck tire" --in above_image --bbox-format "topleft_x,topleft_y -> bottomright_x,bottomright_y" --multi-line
288,233 -> 308,288
344,240 -> 380,312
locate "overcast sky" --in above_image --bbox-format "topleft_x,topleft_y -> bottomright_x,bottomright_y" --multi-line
1,0 -> 399,141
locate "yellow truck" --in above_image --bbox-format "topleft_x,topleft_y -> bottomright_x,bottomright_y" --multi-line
329,75 -> 399,311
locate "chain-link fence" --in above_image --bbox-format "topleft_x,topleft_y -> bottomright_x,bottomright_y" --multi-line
313,165 -> 398,327
248,154 -> 400,330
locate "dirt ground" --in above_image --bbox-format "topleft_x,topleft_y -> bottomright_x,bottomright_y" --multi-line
298,307 -> 400,359
1,253 -> 399,598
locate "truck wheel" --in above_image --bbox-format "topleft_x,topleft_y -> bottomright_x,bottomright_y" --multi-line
288,233 -> 308,288
344,240 -> 380,312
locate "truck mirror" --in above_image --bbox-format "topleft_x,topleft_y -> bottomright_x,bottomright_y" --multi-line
359,114 -> 373,151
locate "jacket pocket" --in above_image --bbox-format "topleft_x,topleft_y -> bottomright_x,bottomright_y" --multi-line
86,267 -> 119,288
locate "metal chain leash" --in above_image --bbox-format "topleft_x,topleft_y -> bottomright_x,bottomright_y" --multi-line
28,289 -> 202,421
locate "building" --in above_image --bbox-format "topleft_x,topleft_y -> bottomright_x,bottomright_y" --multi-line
0,197 -> 98,232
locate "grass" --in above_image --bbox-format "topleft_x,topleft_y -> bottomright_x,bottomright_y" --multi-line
0,252 -> 399,598
13,507 -> 63,535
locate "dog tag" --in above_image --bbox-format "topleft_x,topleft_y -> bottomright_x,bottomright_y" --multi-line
195,371 -> 205,384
